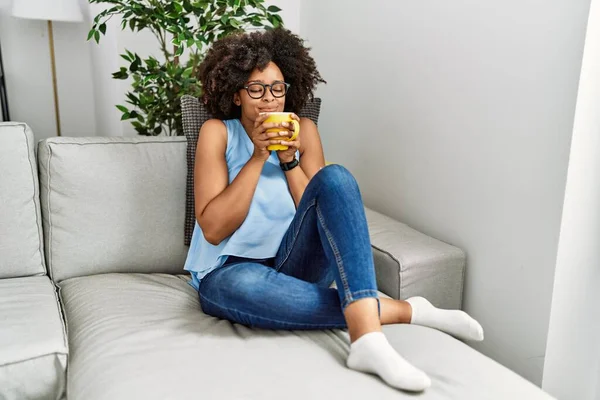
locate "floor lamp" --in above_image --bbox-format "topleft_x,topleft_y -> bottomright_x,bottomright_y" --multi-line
11,0 -> 83,137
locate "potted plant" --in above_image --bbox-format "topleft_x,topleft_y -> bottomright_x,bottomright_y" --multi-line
88,0 -> 283,136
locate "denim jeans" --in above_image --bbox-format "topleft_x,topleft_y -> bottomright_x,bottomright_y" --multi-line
197,164 -> 379,330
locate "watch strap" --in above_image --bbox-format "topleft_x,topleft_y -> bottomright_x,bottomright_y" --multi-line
280,158 -> 299,171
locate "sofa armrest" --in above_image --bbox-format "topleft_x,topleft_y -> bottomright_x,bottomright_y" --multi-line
365,207 -> 465,310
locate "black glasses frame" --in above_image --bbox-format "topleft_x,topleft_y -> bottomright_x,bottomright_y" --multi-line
242,81 -> 290,99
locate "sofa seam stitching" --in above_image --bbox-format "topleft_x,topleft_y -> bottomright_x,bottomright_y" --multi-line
54,280 -> 70,398
42,139 -> 186,146
51,280 -> 69,353
22,123 -> 47,276
458,251 -> 466,309
370,243 -> 403,299
0,351 -> 68,368
47,142 -> 54,281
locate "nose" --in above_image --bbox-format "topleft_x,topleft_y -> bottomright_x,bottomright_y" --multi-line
262,87 -> 275,102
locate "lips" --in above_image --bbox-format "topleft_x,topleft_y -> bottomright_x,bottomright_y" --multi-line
259,108 -> 277,113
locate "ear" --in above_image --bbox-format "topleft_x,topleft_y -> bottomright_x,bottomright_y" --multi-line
233,92 -> 241,106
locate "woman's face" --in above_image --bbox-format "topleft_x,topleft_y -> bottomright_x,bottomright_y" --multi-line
235,61 -> 286,122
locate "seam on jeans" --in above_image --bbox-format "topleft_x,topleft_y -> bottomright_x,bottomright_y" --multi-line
340,289 -> 379,309
349,289 -> 379,295
273,199 -> 317,272
315,204 -> 352,304
198,290 -> 346,330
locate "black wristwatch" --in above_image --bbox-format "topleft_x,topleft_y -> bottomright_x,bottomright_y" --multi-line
280,158 -> 299,171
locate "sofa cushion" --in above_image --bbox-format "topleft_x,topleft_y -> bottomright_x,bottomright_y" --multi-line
0,122 -> 46,278
37,136 -> 189,282
59,273 -> 553,400
0,276 -> 68,400
181,95 -> 322,245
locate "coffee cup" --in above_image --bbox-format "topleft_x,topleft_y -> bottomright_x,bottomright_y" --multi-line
264,112 -> 300,151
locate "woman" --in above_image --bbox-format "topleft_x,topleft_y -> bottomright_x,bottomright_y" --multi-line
184,28 -> 483,392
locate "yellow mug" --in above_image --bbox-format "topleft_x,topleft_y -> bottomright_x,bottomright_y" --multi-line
264,112 -> 300,151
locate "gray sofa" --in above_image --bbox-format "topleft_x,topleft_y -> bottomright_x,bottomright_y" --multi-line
0,122 -> 554,400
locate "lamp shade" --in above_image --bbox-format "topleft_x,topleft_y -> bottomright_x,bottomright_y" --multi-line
11,0 -> 83,22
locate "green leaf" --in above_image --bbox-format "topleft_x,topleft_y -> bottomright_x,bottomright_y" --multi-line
182,1 -> 193,13
267,5 -> 281,12
182,66 -> 193,78
174,2 -> 183,13
99,23 -> 106,35
112,69 -> 129,80
116,105 -> 129,113
145,57 -> 158,69
87,29 -> 95,41
121,112 -> 131,121
94,30 -> 100,43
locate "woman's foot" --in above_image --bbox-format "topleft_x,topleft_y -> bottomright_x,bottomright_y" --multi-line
346,331 -> 431,392
406,296 -> 484,341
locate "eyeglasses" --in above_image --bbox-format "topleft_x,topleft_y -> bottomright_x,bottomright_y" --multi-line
242,81 -> 290,99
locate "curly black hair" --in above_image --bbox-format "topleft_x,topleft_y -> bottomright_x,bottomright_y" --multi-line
198,28 -> 326,120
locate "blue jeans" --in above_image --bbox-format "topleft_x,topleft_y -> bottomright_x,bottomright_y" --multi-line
197,164 -> 379,330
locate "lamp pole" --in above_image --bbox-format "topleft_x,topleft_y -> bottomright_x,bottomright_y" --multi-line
47,20 -> 61,136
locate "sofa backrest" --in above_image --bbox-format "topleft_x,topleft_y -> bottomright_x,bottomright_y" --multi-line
0,122 -> 46,278
37,136 -> 189,282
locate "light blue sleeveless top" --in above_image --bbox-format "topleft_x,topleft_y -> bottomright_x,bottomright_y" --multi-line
184,119 -> 297,290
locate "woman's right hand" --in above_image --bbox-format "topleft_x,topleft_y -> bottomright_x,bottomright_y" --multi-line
250,113 -> 291,162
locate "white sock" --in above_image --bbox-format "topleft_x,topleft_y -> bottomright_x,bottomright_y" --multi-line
406,296 -> 484,341
346,331 -> 431,392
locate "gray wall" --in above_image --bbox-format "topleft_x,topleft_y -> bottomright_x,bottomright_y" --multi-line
301,0 -> 591,384
542,0 -> 600,398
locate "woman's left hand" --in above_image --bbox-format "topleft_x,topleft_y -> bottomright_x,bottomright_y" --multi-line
276,113 -> 301,164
